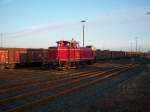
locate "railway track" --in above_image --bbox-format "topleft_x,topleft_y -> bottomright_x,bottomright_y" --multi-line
0,63 -> 130,98
0,69 -> 101,98
0,69 -> 77,81
0,64 -> 137,112
0,63 -> 114,80
0,63 -> 118,92
0,63 -> 123,87
0,69 -> 90,88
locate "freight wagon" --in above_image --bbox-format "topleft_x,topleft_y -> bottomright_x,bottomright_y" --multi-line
95,50 -> 111,60
0,48 -> 48,69
95,50 -> 144,61
111,51 -> 126,59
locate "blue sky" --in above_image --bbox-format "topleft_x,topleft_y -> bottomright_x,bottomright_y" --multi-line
0,0 -> 150,51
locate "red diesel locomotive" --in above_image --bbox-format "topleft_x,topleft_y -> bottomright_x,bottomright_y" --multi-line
48,39 -> 94,68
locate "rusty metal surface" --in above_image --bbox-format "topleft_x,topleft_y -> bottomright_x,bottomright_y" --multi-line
0,48 -> 48,66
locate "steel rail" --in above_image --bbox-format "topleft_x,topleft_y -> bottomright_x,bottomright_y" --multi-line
0,64 -> 133,100
0,63 -> 122,93
0,69 -> 100,94
0,69 -> 81,88
6,66 -> 132,112
1,65 -> 136,112
0,68 -> 112,103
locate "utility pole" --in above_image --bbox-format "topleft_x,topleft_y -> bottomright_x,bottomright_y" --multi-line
130,42 -> 133,52
1,33 -> 3,48
135,37 -> 138,53
81,20 -> 86,47
139,45 -> 141,52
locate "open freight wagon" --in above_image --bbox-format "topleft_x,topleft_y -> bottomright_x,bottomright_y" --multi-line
0,48 -> 48,69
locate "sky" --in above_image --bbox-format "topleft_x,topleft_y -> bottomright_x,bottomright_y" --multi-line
0,0 -> 150,52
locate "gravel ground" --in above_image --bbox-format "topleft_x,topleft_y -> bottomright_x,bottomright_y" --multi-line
84,67 -> 150,112
29,59 -> 150,112
84,64 -> 150,112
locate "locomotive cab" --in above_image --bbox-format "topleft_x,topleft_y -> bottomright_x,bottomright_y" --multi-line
56,39 -> 79,48
56,40 -> 70,48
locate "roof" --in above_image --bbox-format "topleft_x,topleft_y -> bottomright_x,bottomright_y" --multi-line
56,41 -> 70,44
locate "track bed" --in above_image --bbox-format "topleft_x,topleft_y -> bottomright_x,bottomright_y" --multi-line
0,58 -> 149,112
